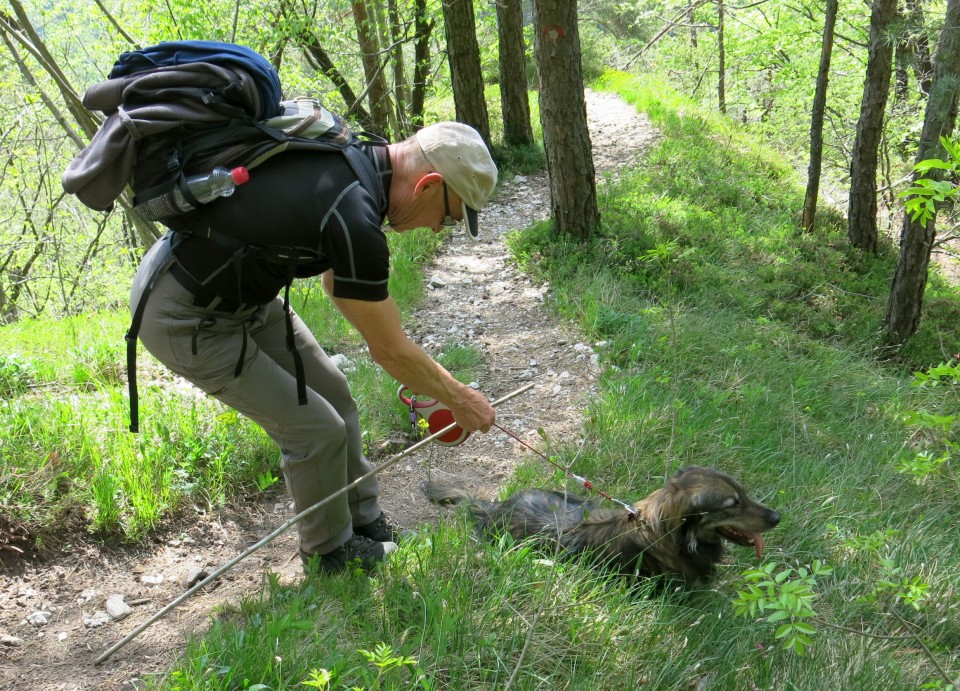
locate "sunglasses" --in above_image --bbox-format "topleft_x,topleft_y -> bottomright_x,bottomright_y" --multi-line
441,181 -> 458,228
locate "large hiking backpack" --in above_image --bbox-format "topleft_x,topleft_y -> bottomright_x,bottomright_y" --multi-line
63,40 -> 384,216
62,41 -> 387,432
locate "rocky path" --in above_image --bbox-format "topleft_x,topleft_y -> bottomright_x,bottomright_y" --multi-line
0,89 -> 657,691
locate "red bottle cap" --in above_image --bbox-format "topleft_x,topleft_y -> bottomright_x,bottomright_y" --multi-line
229,167 -> 250,185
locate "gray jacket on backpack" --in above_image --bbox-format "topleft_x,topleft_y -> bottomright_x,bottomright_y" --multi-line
61,62 -> 262,211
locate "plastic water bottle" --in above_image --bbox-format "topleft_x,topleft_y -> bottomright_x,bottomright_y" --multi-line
136,166 -> 250,221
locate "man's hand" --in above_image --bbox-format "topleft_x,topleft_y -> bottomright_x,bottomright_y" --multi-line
445,385 -> 495,433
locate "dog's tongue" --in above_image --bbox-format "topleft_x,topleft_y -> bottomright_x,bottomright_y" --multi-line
753,533 -> 765,559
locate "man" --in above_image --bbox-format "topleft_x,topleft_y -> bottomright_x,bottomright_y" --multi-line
130,121 -> 497,573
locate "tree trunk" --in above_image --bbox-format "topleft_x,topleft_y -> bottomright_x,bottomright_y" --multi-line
532,0 -> 599,241
371,1 -> 402,137
847,0 -> 899,253
886,0 -> 960,344
387,0 -> 409,134
496,0 -> 534,147
909,0 -> 935,96
352,0 -> 392,138
801,0 -> 838,231
441,0 -> 491,146
410,0 -> 433,131
717,0 -> 726,114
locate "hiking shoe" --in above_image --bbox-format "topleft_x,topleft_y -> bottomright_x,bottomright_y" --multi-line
354,512 -> 412,543
301,535 -> 397,574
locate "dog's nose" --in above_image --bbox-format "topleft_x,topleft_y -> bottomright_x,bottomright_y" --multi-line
767,510 -> 781,526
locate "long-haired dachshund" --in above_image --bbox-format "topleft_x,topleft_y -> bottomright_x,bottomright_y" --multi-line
424,466 -> 780,585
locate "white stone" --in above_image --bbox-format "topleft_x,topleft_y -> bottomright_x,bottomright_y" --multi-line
24,611 -> 51,626
329,353 -> 356,373
106,594 -> 132,620
83,611 -> 111,628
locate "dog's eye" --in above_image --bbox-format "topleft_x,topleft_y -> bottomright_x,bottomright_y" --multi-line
723,497 -> 740,509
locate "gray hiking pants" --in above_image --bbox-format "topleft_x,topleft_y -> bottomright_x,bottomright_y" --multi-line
130,237 -> 382,556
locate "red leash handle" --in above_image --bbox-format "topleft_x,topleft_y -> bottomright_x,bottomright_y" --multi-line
398,385 -> 471,447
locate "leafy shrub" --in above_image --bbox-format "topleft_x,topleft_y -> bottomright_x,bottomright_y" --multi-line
0,354 -> 35,397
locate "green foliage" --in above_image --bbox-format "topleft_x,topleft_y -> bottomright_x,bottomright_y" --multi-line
491,141 -> 546,177
436,342 -> 484,384
897,449 -> 952,485
501,73 -> 960,687
900,360 -> 958,485
355,642 -> 430,689
732,560 -> 832,655
0,354 -> 36,397
255,469 -> 280,492
630,0 -> 913,195
71,341 -> 125,389
901,137 -> 960,224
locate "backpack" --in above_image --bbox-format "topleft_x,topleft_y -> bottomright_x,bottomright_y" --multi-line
63,40 -> 385,217
62,41 -> 388,432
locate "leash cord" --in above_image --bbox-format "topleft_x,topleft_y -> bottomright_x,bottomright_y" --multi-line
492,423 -> 638,515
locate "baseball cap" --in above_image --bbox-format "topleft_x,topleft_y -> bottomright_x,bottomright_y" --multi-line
416,122 -> 498,241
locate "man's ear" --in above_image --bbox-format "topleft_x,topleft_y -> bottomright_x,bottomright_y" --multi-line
414,171 -> 444,197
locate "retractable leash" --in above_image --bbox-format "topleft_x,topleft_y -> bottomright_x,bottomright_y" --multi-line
398,385 -> 637,514
398,385 -> 471,446
492,422 -> 639,517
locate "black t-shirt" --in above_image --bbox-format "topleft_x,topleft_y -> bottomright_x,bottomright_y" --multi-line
170,145 -> 391,306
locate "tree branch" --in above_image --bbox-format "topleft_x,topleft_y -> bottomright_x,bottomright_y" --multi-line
92,0 -> 140,49
0,4 -> 97,138
0,27 -> 86,150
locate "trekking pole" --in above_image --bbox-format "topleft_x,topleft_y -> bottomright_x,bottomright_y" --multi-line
94,382 -> 534,666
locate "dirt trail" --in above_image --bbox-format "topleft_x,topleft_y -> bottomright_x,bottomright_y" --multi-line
0,89 -> 657,691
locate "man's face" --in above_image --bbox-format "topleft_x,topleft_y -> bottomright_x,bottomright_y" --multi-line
389,177 -> 463,233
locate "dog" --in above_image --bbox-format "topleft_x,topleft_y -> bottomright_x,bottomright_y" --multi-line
424,466 -> 780,585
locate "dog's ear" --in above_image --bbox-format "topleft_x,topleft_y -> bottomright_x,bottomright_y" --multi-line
668,467 -> 731,525
652,481 -> 695,534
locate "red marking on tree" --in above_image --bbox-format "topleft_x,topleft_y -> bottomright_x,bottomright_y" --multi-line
543,24 -> 564,41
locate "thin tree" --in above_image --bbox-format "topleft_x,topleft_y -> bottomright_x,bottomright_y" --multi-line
387,0 -> 409,132
717,0 -> 726,114
496,0 -> 534,147
886,0 -> 960,344
410,0 -> 433,130
352,0 -> 393,138
441,0 -> 491,146
895,0 -> 935,101
801,0 -> 838,231
532,0 -> 599,240
847,0 -> 899,253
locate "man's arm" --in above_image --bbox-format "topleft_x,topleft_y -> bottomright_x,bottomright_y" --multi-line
325,275 -> 495,432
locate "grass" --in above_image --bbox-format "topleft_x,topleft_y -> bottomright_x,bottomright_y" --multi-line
3,74 -> 960,688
